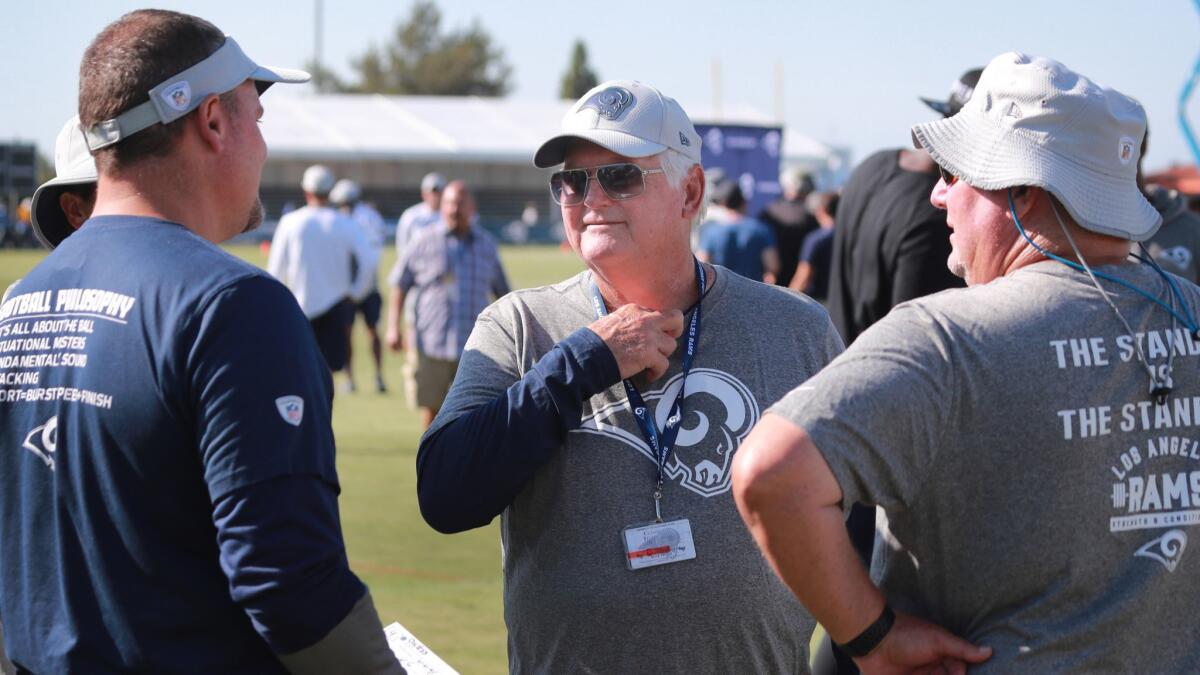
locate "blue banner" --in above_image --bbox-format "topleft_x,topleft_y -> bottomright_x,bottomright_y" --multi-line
694,124 -> 783,217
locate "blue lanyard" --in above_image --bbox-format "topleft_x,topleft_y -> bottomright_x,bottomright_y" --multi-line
589,258 -> 704,521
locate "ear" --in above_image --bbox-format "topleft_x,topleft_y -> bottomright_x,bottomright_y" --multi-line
681,164 -> 705,221
190,93 -> 227,153
58,192 -> 90,229
1006,185 -> 1042,223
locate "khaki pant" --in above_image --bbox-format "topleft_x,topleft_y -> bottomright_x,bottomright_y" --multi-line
403,349 -> 459,411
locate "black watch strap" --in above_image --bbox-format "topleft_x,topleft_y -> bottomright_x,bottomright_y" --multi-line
837,604 -> 896,658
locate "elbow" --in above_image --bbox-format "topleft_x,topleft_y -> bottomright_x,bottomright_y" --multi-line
417,484 -> 479,535
731,432 -> 773,520
415,434 -> 491,535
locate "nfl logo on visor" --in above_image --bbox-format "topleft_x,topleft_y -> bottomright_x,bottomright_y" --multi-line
582,86 -> 635,120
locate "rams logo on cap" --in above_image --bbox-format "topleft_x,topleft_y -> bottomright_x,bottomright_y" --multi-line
582,86 -> 635,121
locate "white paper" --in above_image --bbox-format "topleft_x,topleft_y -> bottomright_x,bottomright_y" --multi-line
383,621 -> 460,675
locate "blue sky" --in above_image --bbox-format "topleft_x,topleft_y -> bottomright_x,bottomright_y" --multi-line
3,1 -> 1199,172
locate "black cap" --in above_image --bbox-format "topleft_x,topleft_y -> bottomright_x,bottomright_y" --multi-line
920,68 -> 983,118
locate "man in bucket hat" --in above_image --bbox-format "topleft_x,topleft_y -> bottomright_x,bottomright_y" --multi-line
1,116 -> 98,306
0,10 -> 401,673
415,79 -> 842,672
734,52 -> 1200,673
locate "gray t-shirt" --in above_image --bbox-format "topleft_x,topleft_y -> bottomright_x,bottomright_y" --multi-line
772,260 -> 1200,673
432,267 -> 843,674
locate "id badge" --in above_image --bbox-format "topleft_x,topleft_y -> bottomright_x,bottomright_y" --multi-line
622,518 -> 697,570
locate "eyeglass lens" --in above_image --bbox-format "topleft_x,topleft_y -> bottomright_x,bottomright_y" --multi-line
550,163 -> 647,205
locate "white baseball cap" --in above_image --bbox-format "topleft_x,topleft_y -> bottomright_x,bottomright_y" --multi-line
911,52 -> 1160,242
31,116 -> 98,249
302,165 -> 336,196
84,36 -> 309,151
330,179 -> 362,206
534,79 -> 702,168
420,172 -> 446,193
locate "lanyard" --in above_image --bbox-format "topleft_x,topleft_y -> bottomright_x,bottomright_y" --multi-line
589,258 -> 704,521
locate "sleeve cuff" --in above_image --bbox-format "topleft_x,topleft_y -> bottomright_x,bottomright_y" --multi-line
562,327 -> 621,396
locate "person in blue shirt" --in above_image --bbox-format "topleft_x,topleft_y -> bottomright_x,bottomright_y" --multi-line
696,178 -> 780,283
0,10 -> 402,673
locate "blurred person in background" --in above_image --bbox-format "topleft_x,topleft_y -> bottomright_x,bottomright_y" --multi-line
759,168 -> 819,287
697,177 -> 780,283
331,178 -> 388,393
386,180 -> 509,429
789,191 -> 840,303
396,171 -> 445,254
269,165 -> 374,381
1140,129 -> 1200,283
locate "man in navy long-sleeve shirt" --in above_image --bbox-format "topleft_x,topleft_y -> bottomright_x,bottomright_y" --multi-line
416,80 -> 843,673
0,10 -> 401,672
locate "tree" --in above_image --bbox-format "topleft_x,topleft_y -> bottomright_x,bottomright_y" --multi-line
342,2 -> 512,96
304,59 -> 346,94
559,40 -> 598,100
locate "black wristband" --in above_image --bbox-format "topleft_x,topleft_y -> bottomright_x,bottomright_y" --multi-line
837,604 -> 895,658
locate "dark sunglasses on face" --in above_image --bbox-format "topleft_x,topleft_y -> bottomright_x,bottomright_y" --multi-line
549,162 -> 665,206
937,164 -> 959,186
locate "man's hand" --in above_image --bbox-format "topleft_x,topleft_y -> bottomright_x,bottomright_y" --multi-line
588,304 -> 685,381
854,611 -> 991,675
385,326 -> 404,352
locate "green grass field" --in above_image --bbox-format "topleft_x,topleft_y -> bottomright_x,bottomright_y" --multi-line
1,243 -> 583,673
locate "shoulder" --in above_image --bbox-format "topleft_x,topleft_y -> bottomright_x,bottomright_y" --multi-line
478,271 -> 587,324
473,227 -> 501,250
718,270 -> 828,321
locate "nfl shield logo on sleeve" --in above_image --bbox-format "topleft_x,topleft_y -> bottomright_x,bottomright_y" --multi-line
275,395 -> 305,427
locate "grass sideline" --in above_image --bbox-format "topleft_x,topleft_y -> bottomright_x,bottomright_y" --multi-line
3,243 -> 827,671
2,243 -> 583,673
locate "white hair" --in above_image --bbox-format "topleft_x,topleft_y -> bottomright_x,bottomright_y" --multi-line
656,148 -> 707,228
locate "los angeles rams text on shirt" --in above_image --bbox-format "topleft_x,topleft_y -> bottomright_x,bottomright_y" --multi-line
0,288 -> 134,410
1048,331 -> 1200,571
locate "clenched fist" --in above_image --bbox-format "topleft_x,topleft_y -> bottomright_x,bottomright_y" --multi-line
589,304 -> 685,382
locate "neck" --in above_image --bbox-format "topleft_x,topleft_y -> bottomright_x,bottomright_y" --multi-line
592,250 -> 709,312
89,163 -> 229,243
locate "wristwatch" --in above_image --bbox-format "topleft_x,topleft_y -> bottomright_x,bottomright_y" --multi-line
836,604 -> 896,658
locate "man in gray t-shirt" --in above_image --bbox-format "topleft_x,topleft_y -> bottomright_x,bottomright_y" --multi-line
417,80 -> 842,673
734,53 -> 1200,673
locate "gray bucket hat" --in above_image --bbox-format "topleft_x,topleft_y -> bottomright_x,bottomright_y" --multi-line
911,52 -> 1160,242
30,116 -> 97,249
83,36 -> 309,151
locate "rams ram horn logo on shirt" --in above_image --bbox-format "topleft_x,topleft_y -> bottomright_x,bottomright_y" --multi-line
577,369 -> 760,498
581,86 -> 635,121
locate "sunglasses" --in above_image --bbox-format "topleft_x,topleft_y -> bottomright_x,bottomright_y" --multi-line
550,162 -> 665,206
936,164 -> 959,187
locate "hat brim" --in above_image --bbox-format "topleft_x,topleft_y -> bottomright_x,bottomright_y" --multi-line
252,64 -> 311,93
533,129 -> 668,168
912,111 -> 1161,242
31,175 -> 95,249
919,97 -> 952,117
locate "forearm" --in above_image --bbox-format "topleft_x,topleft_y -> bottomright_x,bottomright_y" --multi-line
278,592 -> 403,675
386,287 -> 405,334
213,476 -> 371,655
416,327 -> 619,533
733,414 -> 885,642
